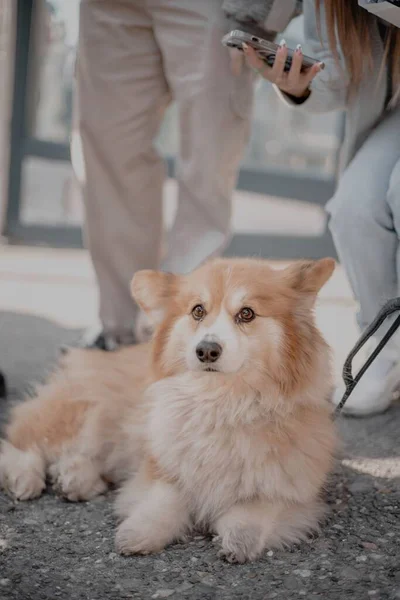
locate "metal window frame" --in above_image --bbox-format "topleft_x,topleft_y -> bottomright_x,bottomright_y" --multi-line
5,0 -> 339,259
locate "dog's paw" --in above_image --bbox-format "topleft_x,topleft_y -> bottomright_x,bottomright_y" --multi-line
218,548 -> 247,564
0,442 -> 45,501
115,516 -> 166,556
49,459 -> 107,502
218,525 -> 263,564
3,469 -> 45,501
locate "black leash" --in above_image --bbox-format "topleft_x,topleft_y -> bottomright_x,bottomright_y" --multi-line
334,297 -> 400,419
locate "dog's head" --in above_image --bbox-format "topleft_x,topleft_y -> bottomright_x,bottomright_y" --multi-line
131,258 -> 335,394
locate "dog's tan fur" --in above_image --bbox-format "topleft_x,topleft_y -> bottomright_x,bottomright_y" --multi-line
0,258 -> 337,562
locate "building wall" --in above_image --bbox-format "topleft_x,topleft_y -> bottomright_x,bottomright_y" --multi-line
0,1 -> 16,239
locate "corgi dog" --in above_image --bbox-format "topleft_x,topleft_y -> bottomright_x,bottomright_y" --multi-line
0,257 -> 337,563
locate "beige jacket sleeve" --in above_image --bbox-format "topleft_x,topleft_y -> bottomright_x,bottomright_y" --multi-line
274,0 -> 349,113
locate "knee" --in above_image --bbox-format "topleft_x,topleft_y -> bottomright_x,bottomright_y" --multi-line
387,160 -> 400,212
328,188 -> 379,243
328,194 -> 357,241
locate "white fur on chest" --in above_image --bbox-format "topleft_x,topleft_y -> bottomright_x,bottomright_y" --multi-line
147,375 -> 294,522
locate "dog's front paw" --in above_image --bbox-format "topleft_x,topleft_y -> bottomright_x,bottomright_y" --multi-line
218,525 -> 263,564
115,516 -> 166,556
49,459 -> 107,502
3,469 -> 45,501
218,546 -> 250,564
0,443 -> 45,501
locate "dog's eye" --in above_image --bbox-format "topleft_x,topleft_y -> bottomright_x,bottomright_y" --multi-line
237,307 -> 255,323
191,304 -> 206,321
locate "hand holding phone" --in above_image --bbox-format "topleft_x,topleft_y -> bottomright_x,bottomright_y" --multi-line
243,40 -> 322,99
221,30 -> 323,99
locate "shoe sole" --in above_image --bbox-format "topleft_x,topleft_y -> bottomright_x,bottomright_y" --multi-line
340,361 -> 400,417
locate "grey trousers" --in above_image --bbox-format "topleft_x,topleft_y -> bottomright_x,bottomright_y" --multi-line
73,0 -> 254,334
328,106 -> 400,351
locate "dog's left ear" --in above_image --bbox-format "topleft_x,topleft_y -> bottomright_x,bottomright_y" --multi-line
131,270 -> 177,326
284,258 -> 335,297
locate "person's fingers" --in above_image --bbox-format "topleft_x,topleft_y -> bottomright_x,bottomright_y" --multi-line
302,61 -> 323,87
287,44 -> 303,86
242,43 -> 264,70
271,39 -> 288,82
242,43 -> 273,80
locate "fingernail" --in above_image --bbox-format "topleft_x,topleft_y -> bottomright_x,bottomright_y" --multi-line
242,42 -> 249,51
279,38 -> 287,48
296,43 -> 302,53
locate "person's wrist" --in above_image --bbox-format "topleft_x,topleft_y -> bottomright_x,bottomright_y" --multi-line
280,86 -> 311,104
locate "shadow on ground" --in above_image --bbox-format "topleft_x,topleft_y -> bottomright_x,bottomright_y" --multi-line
0,311 -> 399,600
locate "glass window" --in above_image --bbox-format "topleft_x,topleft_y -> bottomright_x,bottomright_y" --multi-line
20,156 -> 83,226
27,0 -> 79,144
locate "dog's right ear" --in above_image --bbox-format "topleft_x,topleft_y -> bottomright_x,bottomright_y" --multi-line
131,270 -> 177,326
284,258 -> 335,295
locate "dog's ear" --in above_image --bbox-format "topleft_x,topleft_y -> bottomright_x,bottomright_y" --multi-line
284,258 -> 335,297
131,270 -> 177,325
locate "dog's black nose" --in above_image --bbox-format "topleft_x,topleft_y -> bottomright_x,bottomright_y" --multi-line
196,340 -> 222,363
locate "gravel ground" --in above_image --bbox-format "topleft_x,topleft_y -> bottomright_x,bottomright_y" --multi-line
0,311 -> 400,600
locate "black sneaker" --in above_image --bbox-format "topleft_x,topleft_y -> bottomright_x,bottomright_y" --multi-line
0,371 -> 7,398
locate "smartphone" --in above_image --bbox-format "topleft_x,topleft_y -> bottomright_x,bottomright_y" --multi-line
221,30 -> 324,72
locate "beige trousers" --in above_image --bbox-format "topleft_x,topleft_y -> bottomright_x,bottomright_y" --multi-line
73,0 -> 254,334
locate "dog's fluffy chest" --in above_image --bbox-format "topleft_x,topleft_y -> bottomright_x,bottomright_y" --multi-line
147,377 -> 288,521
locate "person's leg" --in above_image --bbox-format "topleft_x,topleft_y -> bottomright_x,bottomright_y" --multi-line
328,107 -> 400,415
73,0 -> 170,347
387,157 -> 400,289
153,0 -> 254,274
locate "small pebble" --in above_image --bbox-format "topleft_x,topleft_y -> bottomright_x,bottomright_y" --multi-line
362,542 -> 378,550
356,555 -> 368,563
293,569 -> 311,578
152,590 -> 175,599
175,582 -> 193,592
